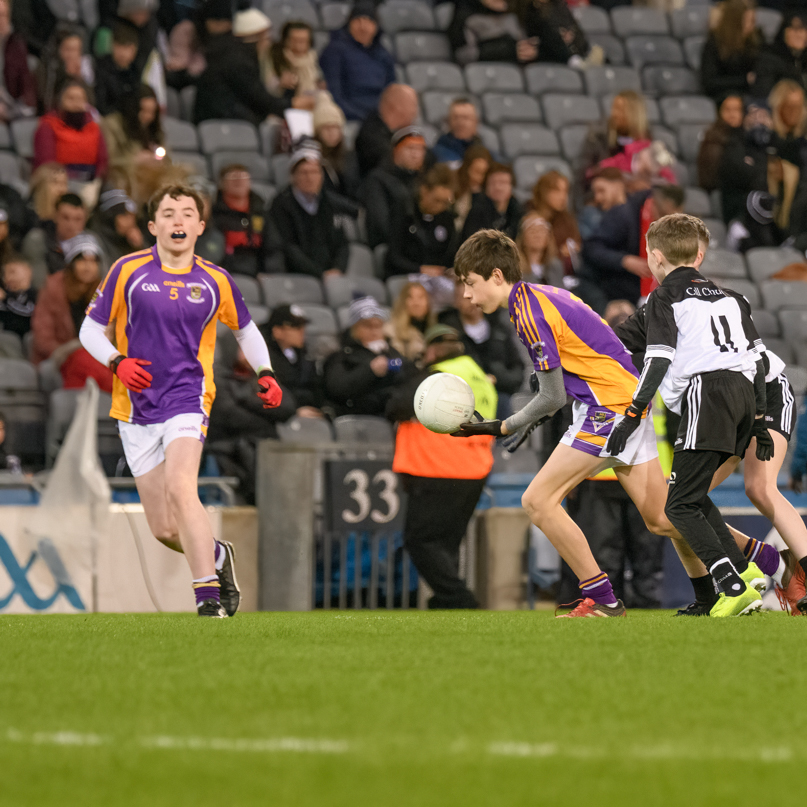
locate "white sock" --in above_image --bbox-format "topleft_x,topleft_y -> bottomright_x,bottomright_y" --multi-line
192,575 -> 217,584
771,554 -> 786,587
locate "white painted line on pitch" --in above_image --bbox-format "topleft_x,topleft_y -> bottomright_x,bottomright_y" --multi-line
3,729 -> 349,755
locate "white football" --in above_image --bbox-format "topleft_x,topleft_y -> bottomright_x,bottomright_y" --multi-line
414,373 -> 476,434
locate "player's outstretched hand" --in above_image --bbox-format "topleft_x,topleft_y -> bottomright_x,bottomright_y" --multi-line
753,420 -> 774,461
451,411 -> 503,438
112,356 -> 152,392
605,405 -> 643,456
257,370 -> 283,409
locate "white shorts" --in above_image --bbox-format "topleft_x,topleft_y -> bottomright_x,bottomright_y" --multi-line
560,401 -> 659,468
119,413 -> 208,477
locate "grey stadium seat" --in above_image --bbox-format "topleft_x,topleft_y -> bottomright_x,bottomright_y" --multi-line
0,331 -> 23,359
584,66 -> 641,97
0,122 -> 11,149
611,6 -> 669,38
324,275 -> 387,309
588,34 -> 625,66
477,123 -> 501,155
683,36 -> 706,71
346,243 -> 376,278
786,365 -> 807,397
261,0 -> 319,29
683,187 -> 712,217
271,153 -> 291,188
482,93 -> 542,125
230,274 -> 262,304
162,117 -> 199,151
558,124 -> 589,163
625,36 -> 684,70
572,5 -> 610,34
10,117 -> 38,159
642,66 -> 699,96
677,122 -> 710,163
198,120 -> 259,154
746,247 -> 805,284
406,61 -> 465,92
246,304 -> 269,326
778,309 -> 807,343
294,303 -> 339,336
541,93 -> 600,130
670,6 -> 711,40
278,416 -> 334,444
320,2 -> 350,30
698,248 -> 747,280
700,218 -> 727,249
753,309 -> 780,339
172,151 -> 210,179
761,281 -> 807,312
333,415 -> 394,444
46,389 -> 115,466
660,95 -> 716,128
386,275 -> 410,305
712,278 -> 759,308
394,32 -> 450,62
464,62 -> 523,94
500,124 -> 558,159
210,151 -> 271,183
166,84 -> 180,119
0,357 -> 38,391
259,274 -> 324,308
512,156 -> 572,190
251,182 -> 277,207
524,64 -> 583,96
0,152 -> 23,186
651,125 -> 679,157
763,338 -> 794,365
434,2 -> 453,30
378,1 -> 435,34
756,8 -> 783,43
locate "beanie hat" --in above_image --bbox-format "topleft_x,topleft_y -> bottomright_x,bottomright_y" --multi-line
233,8 -> 271,37
349,1 -> 378,24
313,97 -> 346,132
199,0 -> 234,23
64,234 -> 102,265
99,189 -> 137,218
290,139 -> 322,171
391,125 -> 425,149
348,296 -> 388,326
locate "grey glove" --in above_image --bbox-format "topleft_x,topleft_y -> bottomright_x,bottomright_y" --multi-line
501,415 -> 550,453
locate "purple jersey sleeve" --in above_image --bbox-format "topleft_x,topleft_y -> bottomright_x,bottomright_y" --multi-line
86,259 -> 124,326
514,284 -> 561,372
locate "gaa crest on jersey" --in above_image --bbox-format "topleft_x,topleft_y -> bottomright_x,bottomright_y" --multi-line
186,283 -> 205,303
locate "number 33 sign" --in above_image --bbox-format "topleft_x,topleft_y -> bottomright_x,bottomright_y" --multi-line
325,461 -> 406,532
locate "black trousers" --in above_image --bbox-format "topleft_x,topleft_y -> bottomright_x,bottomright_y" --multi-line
563,480 -> 664,607
400,475 -> 484,609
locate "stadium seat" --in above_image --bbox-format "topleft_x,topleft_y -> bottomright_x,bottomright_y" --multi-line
246,304 -> 270,325
198,120 -> 260,154
0,122 -> 12,150
231,274 -> 262,304
763,338 -> 795,365
683,36 -> 706,71
394,32 -> 450,62
0,357 -> 37,392
344,243 -> 374,278
277,415 -> 334,444
46,389 -> 115,468
464,63 -> 523,94
324,275 -> 387,309
210,151 -> 271,183
512,156 -> 572,190
541,93 -> 600,131
778,309 -> 807,343
761,281 -> 807,312
261,0 -> 319,29
180,85 -> 196,121
660,95 -> 716,128
671,162 -> 689,185
571,4 -> 610,34
611,6 -> 669,38
378,1 -> 435,34
386,275 -> 410,305
251,182 -> 277,207
0,358 -> 45,461
406,61 -> 465,92
712,278 -> 759,308
421,91 -> 477,125
642,66 -> 699,96
786,364 -> 807,396
746,247 -> 805,284
10,117 -> 38,159
652,125 -> 679,157
259,274 -> 324,308
37,358 -> 62,394
698,248 -> 747,280
271,153 -> 291,188
482,93 -> 542,125
701,217 -> 727,248
320,2 -> 350,30
676,122 -> 709,164
162,117 -> 199,151
683,187 -> 711,217
753,309 -> 780,339
0,330 -> 23,359
333,415 -> 394,444
755,7 -> 783,43
558,124 -> 588,163
670,6 -> 711,40
587,34 -> 625,66
524,64 -> 583,96
166,87 -> 181,120
294,303 -> 339,336
500,124 -> 559,159
172,151 -> 210,179
625,36 -> 684,70
583,66 -> 641,97
434,2 -> 453,30
0,151 -> 23,186
477,123 -> 501,155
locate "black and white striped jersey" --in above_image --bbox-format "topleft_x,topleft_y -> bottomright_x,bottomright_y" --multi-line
644,267 -> 762,414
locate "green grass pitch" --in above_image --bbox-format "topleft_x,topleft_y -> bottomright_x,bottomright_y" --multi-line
1,610 -> 804,806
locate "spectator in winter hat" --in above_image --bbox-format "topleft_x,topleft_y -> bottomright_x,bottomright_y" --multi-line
88,189 -> 144,264
314,96 -> 359,198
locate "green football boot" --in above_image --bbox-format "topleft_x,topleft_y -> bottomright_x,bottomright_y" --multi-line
710,584 -> 763,618
740,562 -> 767,594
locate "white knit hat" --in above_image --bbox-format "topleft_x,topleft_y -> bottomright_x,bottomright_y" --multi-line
348,296 -> 388,326
233,8 -> 271,37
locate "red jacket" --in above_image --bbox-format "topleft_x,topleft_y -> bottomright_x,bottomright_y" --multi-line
33,112 -> 108,180
3,33 -> 37,109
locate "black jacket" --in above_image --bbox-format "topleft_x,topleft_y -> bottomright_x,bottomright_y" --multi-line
93,55 -> 141,117
261,334 -> 324,409
461,193 -> 523,242
700,32 -> 759,100
324,332 -> 414,417
0,287 -> 36,337
266,187 -> 349,278
438,308 -> 524,395
194,33 -> 289,125
522,0 -> 589,64
355,110 -> 392,179
2,182 -> 36,248
448,0 -> 527,65
718,132 -> 773,224
360,162 -> 421,249
582,189 -> 651,305
755,30 -> 807,97
212,191 -> 266,277
385,204 -> 458,278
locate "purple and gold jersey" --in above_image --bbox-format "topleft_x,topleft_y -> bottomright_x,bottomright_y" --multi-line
508,281 -> 639,411
87,246 -> 251,425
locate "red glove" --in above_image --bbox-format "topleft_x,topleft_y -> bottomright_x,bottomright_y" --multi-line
111,356 -> 152,392
257,370 -> 282,409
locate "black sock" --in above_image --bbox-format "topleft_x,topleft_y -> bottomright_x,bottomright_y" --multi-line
800,556 -> 807,581
702,497 -> 748,572
690,573 -> 718,606
710,558 -> 745,597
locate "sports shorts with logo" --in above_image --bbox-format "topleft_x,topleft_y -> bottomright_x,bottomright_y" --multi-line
560,400 -> 658,467
118,413 -> 208,477
764,372 -> 796,440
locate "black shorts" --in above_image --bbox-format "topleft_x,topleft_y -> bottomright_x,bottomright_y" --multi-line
674,370 -> 755,457
764,373 -> 796,440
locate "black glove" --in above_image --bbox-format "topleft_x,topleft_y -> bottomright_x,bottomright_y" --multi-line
529,372 -> 540,393
753,419 -> 774,461
451,411 -> 503,438
605,404 -> 643,456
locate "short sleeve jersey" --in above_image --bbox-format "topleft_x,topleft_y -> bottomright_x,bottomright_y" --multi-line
508,281 -> 639,411
86,246 -> 251,425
